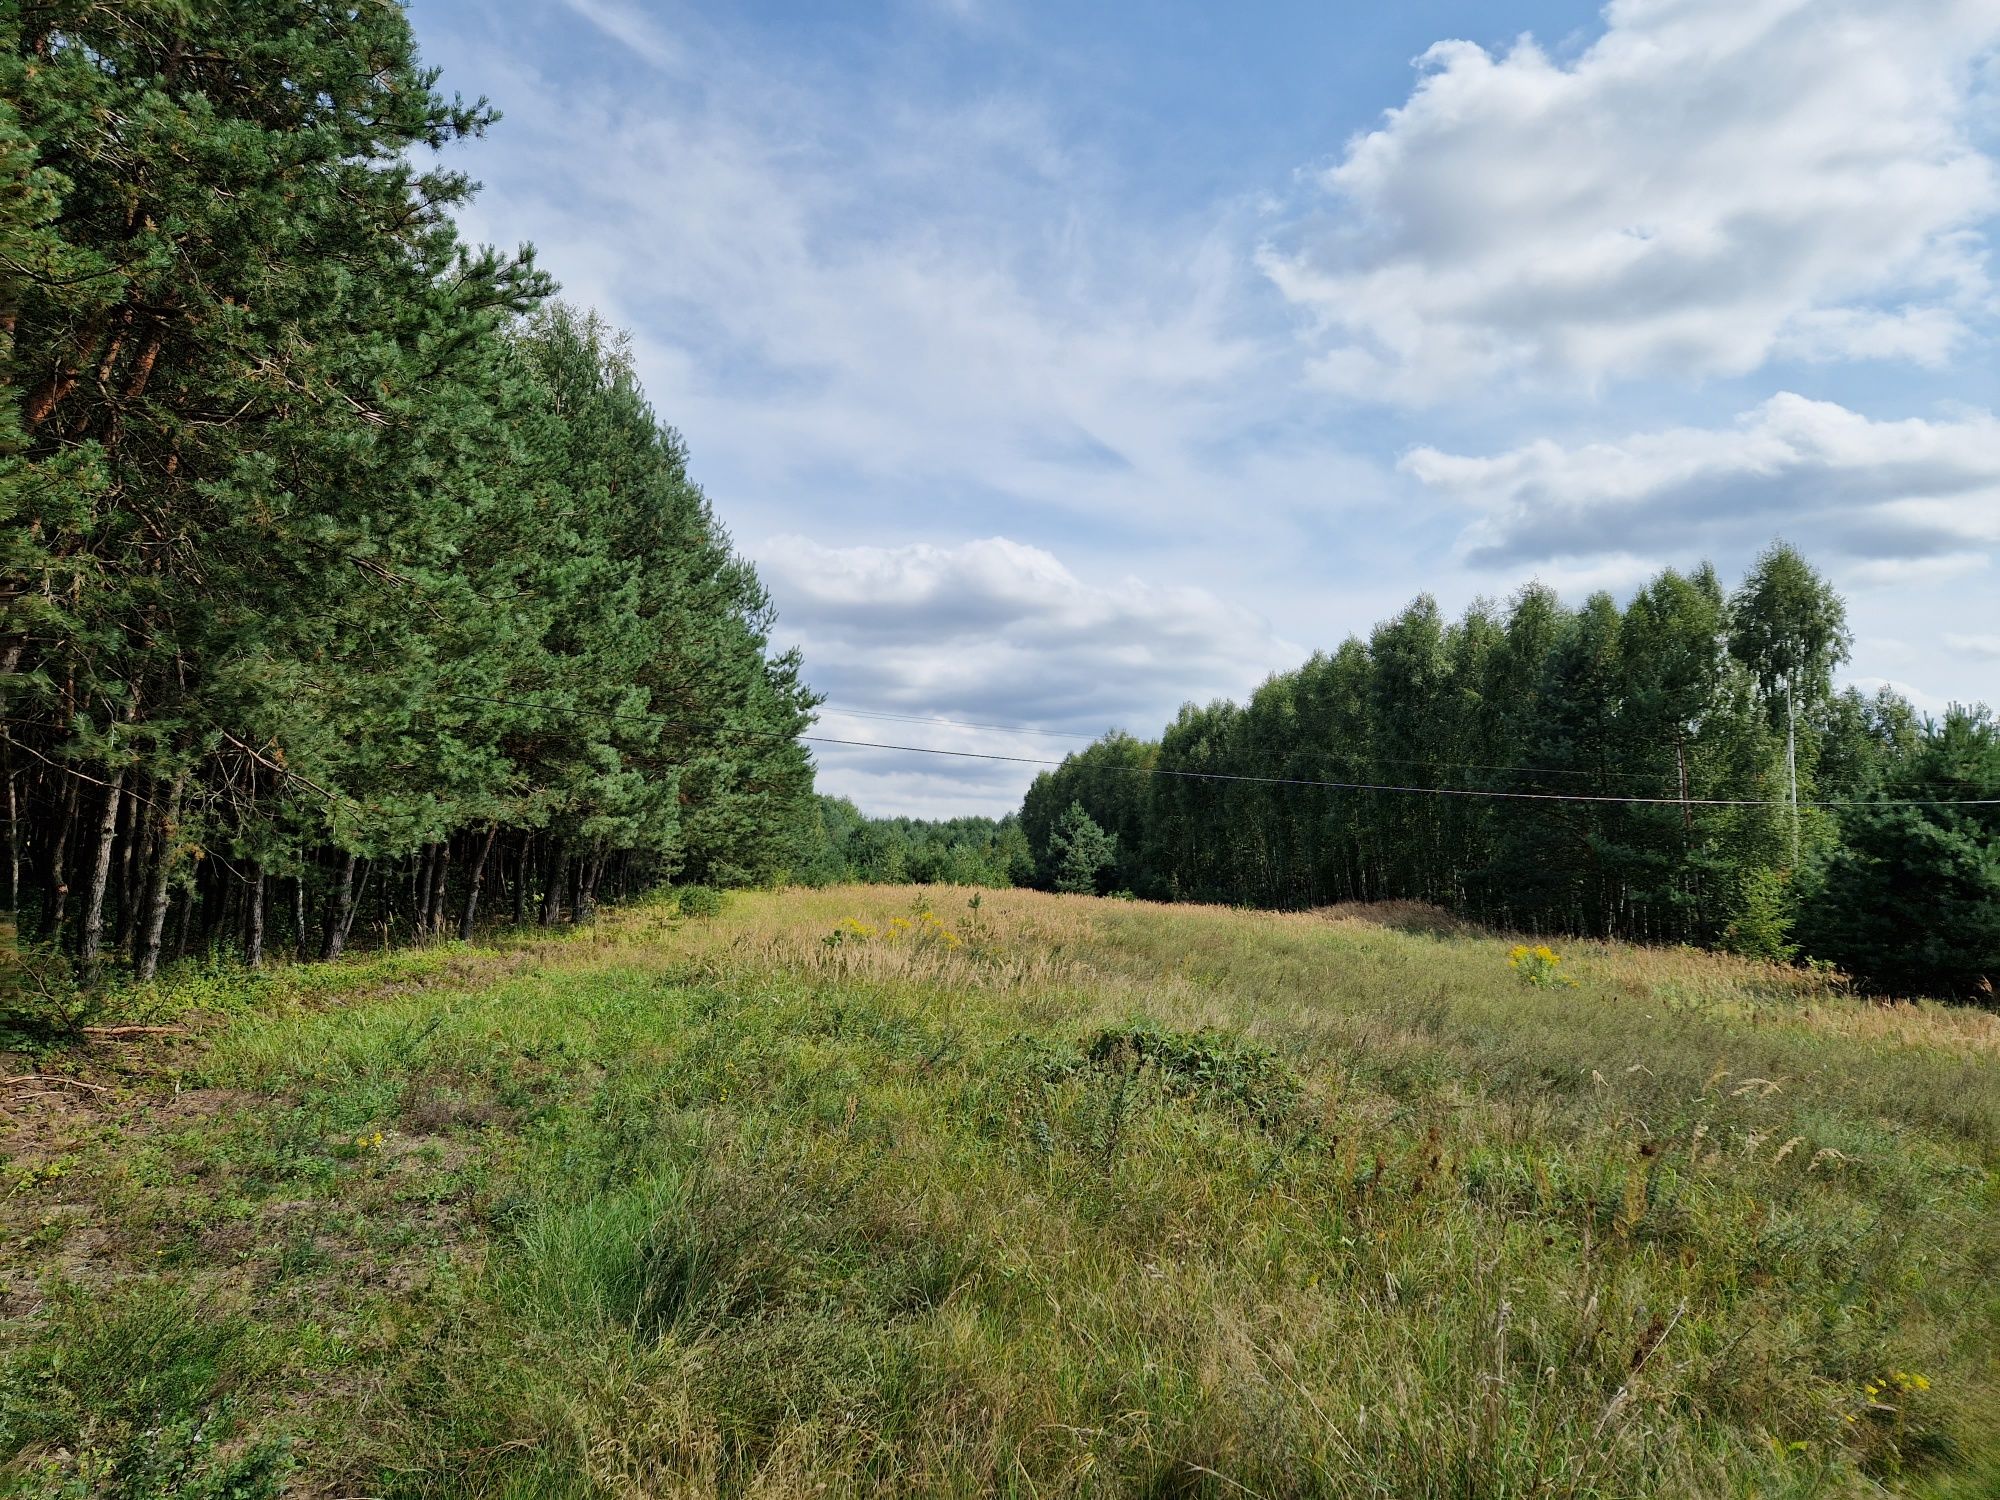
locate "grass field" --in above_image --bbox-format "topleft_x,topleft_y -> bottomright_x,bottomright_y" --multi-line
2,887 -> 1997,1498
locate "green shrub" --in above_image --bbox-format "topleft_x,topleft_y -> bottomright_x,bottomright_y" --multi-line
1723,866 -> 1799,962
675,885 -> 724,920
1085,1021 -> 1301,1127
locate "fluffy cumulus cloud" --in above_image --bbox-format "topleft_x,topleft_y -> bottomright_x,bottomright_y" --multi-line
1263,0 -> 2000,401
756,536 -> 1301,815
1405,393 -> 2000,571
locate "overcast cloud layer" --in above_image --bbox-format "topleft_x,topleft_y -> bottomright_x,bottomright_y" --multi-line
413,0 -> 2000,814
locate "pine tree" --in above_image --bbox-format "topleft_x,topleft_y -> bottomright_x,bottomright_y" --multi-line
1048,803 -> 1117,895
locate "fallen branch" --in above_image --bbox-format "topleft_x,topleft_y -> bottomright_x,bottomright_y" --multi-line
82,1024 -> 190,1038
1,1074 -> 114,1094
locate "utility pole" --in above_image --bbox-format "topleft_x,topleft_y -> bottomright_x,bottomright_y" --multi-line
1785,677 -> 1799,865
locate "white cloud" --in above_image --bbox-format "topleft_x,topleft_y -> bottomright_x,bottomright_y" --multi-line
556,0 -> 684,70
1405,393 -> 2000,573
450,36 -> 1284,522
1946,633 -> 2000,660
429,3 -> 1408,565
420,0 -> 2000,792
1846,555 -> 1991,589
757,535 -> 1301,815
1262,0 -> 2000,401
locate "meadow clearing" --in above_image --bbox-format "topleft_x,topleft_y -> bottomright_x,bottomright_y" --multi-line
1,887 -> 1997,1498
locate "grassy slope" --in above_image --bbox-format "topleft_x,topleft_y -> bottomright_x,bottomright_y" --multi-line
2,887 -> 1997,1498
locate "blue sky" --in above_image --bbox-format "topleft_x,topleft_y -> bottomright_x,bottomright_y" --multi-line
412,0 -> 2000,816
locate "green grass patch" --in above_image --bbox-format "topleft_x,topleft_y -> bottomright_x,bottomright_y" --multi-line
2,887 -> 1996,1496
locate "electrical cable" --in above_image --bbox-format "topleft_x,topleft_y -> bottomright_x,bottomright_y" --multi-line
439,691 -> 2000,811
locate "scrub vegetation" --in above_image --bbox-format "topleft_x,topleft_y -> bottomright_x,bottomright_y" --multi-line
3,886 -> 1997,1498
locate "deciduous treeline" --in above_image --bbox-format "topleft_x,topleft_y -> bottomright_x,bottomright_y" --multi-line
796,796 -> 1030,889
1020,548 -> 1998,997
2,2 -> 816,987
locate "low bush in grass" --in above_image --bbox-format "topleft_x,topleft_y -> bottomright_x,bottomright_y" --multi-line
676,886 -> 725,920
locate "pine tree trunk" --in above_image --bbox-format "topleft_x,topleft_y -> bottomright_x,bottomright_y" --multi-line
201,860 -> 231,945
245,863 -> 265,969
427,840 -> 451,939
134,774 -> 186,983
513,836 -> 529,925
460,822 -> 498,941
118,791 -> 153,956
540,840 -> 566,926
171,882 -> 194,962
79,767 -> 125,977
292,875 -> 307,957
377,858 -> 392,947
321,850 -> 356,961
577,847 -> 604,923
344,859 -> 372,948
113,780 -> 136,948
412,844 -> 436,938
41,774 -> 80,942
5,764 -> 19,914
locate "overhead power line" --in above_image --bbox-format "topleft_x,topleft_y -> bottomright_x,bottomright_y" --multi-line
815,702 -> 1982,793
441,691 -> 2000,812
818,706 -> 1100,740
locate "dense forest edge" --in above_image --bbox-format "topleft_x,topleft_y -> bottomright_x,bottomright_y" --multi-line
2,3 -> 821,1036
807,545 -> 1999,1004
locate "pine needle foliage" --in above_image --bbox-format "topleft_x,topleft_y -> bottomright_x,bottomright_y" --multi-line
1,3 -> 818,987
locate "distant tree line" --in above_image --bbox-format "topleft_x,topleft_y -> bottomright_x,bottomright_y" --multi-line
1017,547 -> 1998,1001
795,797 -> 1031,889
2,3 -> 817,990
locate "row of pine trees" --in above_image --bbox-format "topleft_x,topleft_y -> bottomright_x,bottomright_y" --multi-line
1020,547 -> 2000,998
2,4 -> 819,986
